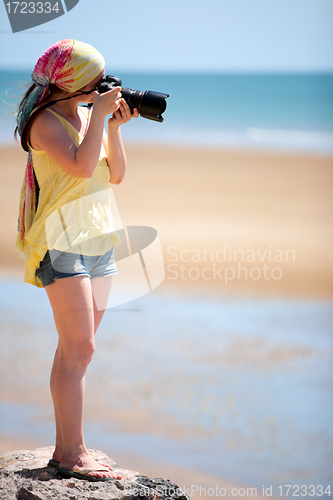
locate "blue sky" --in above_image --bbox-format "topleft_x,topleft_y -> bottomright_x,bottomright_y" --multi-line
0,0 -> 332,72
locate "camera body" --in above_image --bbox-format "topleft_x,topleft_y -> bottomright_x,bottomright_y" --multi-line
96,75 -> 169,123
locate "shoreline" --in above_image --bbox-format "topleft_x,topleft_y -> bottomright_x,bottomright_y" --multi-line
1,143 -> 332,298
2,136 -> 333,159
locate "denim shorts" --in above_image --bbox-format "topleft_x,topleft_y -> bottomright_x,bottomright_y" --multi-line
36,248 -> 117,287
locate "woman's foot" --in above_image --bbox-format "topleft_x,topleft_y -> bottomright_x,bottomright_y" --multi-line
52,447 -> 115,472
59,451 -> 121,480
52,444 -> 62,465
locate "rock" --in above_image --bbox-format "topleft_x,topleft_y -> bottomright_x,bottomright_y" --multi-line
0,447 -> 190,500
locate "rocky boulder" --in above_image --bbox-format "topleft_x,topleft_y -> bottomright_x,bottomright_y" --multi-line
0,447 -> 190,500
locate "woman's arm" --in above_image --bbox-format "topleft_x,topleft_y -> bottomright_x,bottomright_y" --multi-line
29,87 -> 123,178
105,99 -> 139,184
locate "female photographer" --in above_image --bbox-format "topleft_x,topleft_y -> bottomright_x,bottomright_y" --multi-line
15,39 -> 138,482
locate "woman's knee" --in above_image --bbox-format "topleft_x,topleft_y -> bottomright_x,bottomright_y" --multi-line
78,341 -> 95,365
60,339 -> 95,368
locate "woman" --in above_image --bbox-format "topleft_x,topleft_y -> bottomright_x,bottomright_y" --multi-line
15,39 -> 138,482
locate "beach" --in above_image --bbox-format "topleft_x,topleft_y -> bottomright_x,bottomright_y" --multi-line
0,0 -> 332,492
1,143 -> 333,298
0,143 -> 332,498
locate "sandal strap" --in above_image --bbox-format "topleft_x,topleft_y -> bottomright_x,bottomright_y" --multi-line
74,468 -> 109,474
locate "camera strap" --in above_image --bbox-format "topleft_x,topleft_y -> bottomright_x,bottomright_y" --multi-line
20,89 -> 95,152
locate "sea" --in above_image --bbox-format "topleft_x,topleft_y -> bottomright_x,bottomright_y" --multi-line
0,70 -> 333,154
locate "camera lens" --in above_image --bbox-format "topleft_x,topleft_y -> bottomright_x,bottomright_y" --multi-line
97,76 -> 169,122
121,88 -> 169,122
139,91 -> 169,122
120,88 -> 142,113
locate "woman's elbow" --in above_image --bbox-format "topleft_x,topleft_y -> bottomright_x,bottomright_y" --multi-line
109,164 -> 126,184
85,170 -> 95,178
75,170 -> 94,178
68,160 -> 95,178
109,175 -> 124,185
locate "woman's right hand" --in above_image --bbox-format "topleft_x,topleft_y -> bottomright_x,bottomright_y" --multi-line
91,86 -> 122,117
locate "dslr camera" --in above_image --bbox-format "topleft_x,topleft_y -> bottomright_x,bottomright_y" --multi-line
96,75 -> 169,123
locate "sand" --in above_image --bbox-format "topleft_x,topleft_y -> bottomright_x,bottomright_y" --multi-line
1,143 -> 332,298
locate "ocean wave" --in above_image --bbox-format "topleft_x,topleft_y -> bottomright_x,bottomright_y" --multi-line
246,127 -> 333,153
121,125 -> 333,155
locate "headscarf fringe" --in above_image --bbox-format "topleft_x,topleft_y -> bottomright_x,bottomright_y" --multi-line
15,151 -> 36,256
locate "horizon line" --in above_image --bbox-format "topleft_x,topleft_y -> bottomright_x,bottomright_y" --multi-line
1,67 -> 333,75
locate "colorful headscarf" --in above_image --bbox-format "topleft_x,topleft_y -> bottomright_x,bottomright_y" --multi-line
16,39 -> 105,256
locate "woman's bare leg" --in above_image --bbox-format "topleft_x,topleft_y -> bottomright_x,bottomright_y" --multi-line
50,347 -> 62,462
91,275 -> 113,320
50,275 -> 113,466
46,275 -> 120,479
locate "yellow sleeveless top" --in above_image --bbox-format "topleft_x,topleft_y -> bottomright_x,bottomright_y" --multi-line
24,108 -> 121,288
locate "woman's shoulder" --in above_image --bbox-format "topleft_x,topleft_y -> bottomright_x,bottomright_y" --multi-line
29,108 -> 77,151
32,107 -> 66,128
29,108 -> 67,150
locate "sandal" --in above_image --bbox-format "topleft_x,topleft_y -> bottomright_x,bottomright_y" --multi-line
58,467 -> 119,482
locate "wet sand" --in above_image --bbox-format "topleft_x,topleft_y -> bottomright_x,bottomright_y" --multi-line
1,143 -> 333,298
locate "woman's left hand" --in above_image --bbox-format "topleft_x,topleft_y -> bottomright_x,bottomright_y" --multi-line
108,98 -> 139,128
